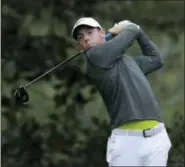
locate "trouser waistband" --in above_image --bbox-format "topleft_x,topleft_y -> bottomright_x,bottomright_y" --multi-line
112,123 -> 165,138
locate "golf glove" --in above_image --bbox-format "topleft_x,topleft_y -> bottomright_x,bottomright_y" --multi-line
117,20 -> 140,29
108,20 -> 140,35
14,87 -> 29,104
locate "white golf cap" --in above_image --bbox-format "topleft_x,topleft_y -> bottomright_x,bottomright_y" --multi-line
71,17 -> 102,39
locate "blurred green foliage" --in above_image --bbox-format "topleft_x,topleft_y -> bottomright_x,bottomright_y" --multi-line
2,0 -> 184,166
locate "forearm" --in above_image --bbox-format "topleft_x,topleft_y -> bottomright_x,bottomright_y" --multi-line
106,24 -> 141,54
135,29 -> 164,74
137,29 -> 162,60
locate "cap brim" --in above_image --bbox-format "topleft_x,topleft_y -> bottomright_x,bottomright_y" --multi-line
72,24 -> 99,39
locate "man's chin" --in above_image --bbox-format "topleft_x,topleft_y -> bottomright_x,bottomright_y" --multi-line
88,46 -> 93,49
83,44 -> 97,51
85,47 -> 93,51
88,44 -> 96,49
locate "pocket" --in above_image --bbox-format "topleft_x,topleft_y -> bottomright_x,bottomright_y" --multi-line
106,135 -> 121,164
166,135 -> 172,150
163,128 -> 172,149
106,136 -> 115,163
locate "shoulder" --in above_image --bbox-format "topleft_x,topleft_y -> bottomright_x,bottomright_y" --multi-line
84,56 -> 107,79
86,43 -> 108,57
85,43 -> 112,68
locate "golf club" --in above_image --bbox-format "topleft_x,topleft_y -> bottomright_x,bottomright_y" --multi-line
13,33 -> 113,104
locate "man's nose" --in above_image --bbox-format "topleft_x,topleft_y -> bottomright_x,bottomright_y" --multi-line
84,34 -> 90,41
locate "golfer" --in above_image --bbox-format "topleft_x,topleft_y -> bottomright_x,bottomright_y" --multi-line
71,17 -> 171,166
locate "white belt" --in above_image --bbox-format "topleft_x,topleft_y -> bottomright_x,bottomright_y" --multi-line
112,123 -> 165,138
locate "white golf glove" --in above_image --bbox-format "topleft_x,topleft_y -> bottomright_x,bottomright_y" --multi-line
108,20 -> 140,35
117,20 -> 140,29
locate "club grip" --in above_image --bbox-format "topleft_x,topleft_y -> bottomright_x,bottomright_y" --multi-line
105,32 -> 113,41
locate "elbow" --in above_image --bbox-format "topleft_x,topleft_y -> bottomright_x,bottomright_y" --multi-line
155,52 -> 164,69
159,60 -> 164,68
157,61 -> 164,70
158,52 -> 164,68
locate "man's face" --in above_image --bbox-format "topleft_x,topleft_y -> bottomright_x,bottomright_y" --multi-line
75,26 -> 106,50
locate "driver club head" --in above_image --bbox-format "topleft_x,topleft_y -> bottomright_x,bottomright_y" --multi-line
13,86 -> 29,105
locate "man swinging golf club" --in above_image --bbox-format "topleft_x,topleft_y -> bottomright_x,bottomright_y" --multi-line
14,17 -> 172,166
71,17 -> 171,166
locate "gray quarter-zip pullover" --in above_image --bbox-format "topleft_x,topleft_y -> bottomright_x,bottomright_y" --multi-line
84,24 -> 164,129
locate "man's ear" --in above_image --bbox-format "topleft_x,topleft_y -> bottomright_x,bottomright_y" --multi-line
100,28 -> 106,35
100,28 -> 106,39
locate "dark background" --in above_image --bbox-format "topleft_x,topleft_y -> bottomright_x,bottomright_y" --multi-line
2,1 -> 184,166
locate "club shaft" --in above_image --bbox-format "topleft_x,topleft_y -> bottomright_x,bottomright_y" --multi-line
24,50 -> 84,88
22,33 -> 113,88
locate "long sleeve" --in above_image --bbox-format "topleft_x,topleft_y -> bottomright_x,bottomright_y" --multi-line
86,24 -> 140,69
134,29 -> 164,75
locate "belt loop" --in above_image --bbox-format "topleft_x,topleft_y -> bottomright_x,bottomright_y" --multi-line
125,130 -> 128,136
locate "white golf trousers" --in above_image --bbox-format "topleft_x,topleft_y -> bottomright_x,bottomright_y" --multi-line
106,123 -> 171,166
